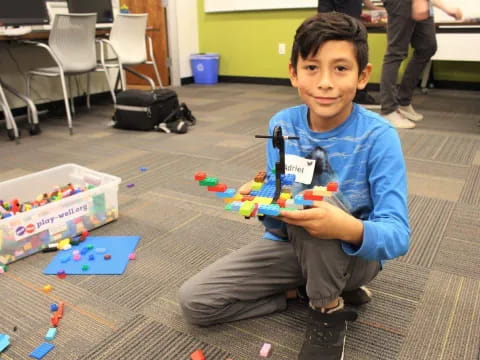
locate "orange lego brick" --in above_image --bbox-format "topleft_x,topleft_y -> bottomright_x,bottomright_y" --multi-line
254,171 -> 267,183
194,172 -> 207,181
276,198 -> 287,208
191,349 -> 206,360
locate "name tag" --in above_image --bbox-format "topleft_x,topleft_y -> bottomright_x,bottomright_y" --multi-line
285,154 -> 315,185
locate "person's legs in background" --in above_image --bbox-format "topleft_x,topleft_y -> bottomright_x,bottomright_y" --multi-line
380,1 -> 417,128
397,16 -> 437,122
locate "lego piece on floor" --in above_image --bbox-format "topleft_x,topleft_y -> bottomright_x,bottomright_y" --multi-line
259,343 -> 272,358
194,171 -> 207,181
29,342 -> 55,359
50,303 -> 58,312
57,302 -> 64,319
190,349 -> 206,360
128,253 -> 136,260
0,334 -> 10,352
42,285 -> 52,293
45,328 -> 57,341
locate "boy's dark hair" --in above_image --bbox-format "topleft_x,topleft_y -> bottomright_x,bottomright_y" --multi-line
290,12 -> 368,75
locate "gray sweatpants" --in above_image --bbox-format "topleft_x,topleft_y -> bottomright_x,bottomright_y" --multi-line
380,0 -> 437,114
179,225 -> 380,326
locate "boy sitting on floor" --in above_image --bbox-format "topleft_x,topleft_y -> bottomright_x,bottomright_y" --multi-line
179,12 -> 410,360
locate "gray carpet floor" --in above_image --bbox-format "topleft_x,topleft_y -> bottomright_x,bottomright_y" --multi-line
0,83 -> 479,360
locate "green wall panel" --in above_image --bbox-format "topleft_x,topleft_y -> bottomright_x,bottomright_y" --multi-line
197,0 -> 480,83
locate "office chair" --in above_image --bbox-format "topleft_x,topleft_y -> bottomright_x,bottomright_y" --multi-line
98,14 -> 163,91
25,13 -> 116,135
0,81 -> 20,143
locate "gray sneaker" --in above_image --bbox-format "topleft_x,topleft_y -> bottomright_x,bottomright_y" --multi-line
384,111 -> 416,129
398,104 -> 424,122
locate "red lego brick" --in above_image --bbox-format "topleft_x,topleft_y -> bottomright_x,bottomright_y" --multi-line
194,172 -> 207,181
51,313 -> 59,327
57,301 -> 65,319
207,183 -> 227,192
326,182 -> 338,192
242,195 -> 255,202
276,198 -> 286,208
249,203 -> 259,217
190,349 -> 206,360
304,191 -> 324,201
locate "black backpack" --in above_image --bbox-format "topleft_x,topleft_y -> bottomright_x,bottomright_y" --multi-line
113,89 -> 196,134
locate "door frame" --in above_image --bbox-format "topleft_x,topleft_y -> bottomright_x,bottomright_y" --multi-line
166,0 -> 181,86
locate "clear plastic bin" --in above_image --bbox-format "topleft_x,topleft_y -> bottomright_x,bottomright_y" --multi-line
0,164 -> 121,264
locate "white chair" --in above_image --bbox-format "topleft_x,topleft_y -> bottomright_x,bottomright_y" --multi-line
26,13 -> 116,135
0,81 -> 20,143
99,13 -> 163,91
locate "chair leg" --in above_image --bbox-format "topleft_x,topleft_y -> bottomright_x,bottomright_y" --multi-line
0,83 -> 19,143
59,73 -> 74,135
68,76 -> 75,115
86,73 -> 91,110
102,65 -> 116,104
119,66 -> 126,91
147,36 -> 163,88
26,74 -> 32,125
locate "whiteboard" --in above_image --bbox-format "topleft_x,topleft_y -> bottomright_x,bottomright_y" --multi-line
204,0 -> 317,13
433,0 -> 480,22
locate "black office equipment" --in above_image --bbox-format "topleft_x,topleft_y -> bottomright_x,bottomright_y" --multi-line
0,0 -> 49,26
67,0 -> 114,23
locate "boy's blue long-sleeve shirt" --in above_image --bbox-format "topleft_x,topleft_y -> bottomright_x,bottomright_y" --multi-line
263,103 -> 410,263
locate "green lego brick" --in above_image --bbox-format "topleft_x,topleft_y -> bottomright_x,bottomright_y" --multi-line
199,177 -> 218,186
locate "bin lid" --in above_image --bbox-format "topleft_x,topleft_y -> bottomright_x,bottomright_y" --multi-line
190,53 -> 220,60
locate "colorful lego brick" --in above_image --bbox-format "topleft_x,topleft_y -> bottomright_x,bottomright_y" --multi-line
258,204 -> 281,216
326,181 -> 339,192
230,201 -> 243,212
276,198 -> 287,208
50,313 -> 59,327
194,171 -> 207,181
251,181 -> 264,191
252,197 -> 274,205
104,254 -> 112,260
312,186 -> 333,197
88,254 -> 95,261
57,238 -> 70,250
224,203 -> 233,211
207,183 -> 227,192
294,195 -> 314,206
50,303 -> 58,312
248,203 -> 259,217
285,199 -> 304,210
216,188 -> 236,198
29,342 -> 55,359
81,264 -> 89,271
57,269 -> 66,279
279,192 -> 291,200
254,171 -> 267,183
42,285 -> 52,293
128,253 -> 136,260
303,190 -> 324,201
57,302 -> 64,319
239,201 -> 256,216
199,177 -> 218,187
0,334 -> 10,352
281,173 -> 296,185
60,255 -> 70,263
190,349 -> 206,360
45,328 -> 57,341
260,343 -> 273,358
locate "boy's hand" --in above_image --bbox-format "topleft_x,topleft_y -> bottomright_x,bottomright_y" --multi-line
279,201 -> 364,245
238,181 -> 254,195
446,7 -> 462,20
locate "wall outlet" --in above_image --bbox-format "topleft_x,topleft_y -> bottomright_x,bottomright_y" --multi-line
278,43 -> 286,55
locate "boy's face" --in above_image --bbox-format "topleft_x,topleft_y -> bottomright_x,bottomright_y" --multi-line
289,40 -> 372,131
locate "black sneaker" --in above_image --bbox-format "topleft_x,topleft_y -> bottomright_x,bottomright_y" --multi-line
354,90 -> 380,110
341,286 -> 372,306
299,305 -> 358,360
297,285 -> 372,306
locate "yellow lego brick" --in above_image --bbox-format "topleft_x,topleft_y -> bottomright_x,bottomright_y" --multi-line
279,192 -> 292,200
224,198 -> 235,204
239,201 -> 255,216
253,197 -> 273,205
58,238 -> 71,250
233,193 -> 243,201
312,186 -> 333,197
251,182 -> 264,191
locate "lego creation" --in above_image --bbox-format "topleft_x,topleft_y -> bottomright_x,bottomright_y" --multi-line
43,236 -> 140,275
194,126 -> 338,218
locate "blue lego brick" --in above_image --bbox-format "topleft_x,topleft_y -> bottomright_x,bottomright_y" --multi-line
256,183 -> 276,198
216,188 -> 236,198
45,328 -> 57,341
230,201 -> 243,212
0,334 -> 10,352
50,303 -> 58,312
249,190 -> 258,196
294,195 -> 313,206
281,174 -> 296,185
258,204 -> 281,216
29,342 -> 55,359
